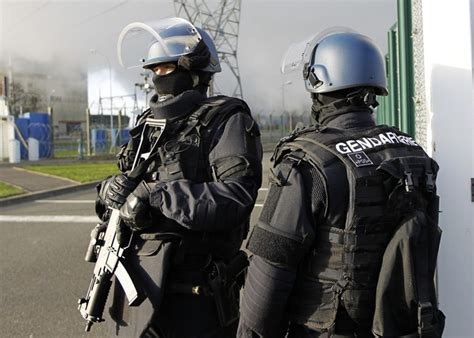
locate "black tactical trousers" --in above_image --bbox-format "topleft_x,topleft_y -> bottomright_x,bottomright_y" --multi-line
286,306 -> 373,338
286,323 -> 373,338
140,294 -> 238,338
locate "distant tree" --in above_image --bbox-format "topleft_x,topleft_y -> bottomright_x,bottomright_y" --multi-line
9,82 -> 43,117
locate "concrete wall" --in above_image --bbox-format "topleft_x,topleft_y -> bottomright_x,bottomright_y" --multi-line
0,116 -> 15,160
0,119 -> 8,159
422,0 -> 474,336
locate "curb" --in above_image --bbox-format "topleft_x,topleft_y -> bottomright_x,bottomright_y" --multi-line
0,181 -> 101,208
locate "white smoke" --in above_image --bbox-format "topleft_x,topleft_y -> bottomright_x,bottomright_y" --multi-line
0,0 -> 397,116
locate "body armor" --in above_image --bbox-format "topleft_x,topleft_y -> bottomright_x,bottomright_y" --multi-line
272,124 -> 432,331
109,96 -> 258,337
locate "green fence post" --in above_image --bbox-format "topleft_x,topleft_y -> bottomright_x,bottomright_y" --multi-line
388,25 -> 400,127
397,0 -> 415,136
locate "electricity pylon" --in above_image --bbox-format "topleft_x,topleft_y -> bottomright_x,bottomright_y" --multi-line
174,0 -> 243,98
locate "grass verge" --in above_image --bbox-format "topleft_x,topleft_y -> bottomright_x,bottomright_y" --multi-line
0,181 -> 25,198
24,162 -> 119,183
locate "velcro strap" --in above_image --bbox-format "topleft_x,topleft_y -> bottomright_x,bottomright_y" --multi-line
246,225 -> 305,267
418,302 -> 435,336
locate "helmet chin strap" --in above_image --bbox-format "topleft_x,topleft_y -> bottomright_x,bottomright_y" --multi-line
313,88 -> 379,113
311,88 -> 379,123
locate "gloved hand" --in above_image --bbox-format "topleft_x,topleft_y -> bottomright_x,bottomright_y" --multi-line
95,176 -> 114,221
106,174 -> 138,208
95,174 -> 138,221
119,181 -> 154,232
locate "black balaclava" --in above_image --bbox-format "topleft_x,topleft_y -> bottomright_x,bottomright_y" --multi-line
311,87 -> 378,125
152,67 -> 195,97
149,68 -> 211,121
149,89 -> 205,121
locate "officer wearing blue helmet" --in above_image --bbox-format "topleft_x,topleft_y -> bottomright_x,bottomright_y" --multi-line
95,17 -> 262,337
238,29 -> 440,337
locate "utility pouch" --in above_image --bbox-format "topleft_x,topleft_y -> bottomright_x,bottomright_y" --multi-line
206,251 -> 249,327
372,156 -> 445,337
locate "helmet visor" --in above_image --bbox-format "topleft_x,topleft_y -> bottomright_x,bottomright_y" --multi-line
117,18 -> 202,69
281,27 -> 356,75
280,37 -> 312,75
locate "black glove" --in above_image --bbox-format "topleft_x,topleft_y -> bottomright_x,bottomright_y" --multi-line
178,39 -> 211,71
95,174 -> 137,221
116,143 -> 136,173
119,181 -> 154,231
106,174 -> 138,209
95,176 -> 114,221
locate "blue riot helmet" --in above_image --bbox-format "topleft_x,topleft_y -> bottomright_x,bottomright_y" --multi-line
117,17 -> 221,73
302,29 -> 388,96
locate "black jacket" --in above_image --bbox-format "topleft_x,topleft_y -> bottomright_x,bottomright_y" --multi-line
110,94 -> 263,338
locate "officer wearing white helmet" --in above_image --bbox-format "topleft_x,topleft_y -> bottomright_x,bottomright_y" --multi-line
95,17 -> 262,337
238,29 -> 444,337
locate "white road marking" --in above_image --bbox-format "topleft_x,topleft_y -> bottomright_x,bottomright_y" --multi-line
255,204 -> 264,207
0,215 -> 99,223
35,200 -> 95,204
258,188 -> 269,191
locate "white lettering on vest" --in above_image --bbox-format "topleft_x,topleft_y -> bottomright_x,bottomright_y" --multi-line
379,133 -> 392,144
369,137 -> 382,146
347,140 -> 362,153
356,138 -> 372,150
386,132 -> 399,144
336,142 -> 351,154
334,131 -> 420,154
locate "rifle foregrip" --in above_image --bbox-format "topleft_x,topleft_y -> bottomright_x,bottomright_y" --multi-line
79,271 -> 113,331
85,224 -> 103,263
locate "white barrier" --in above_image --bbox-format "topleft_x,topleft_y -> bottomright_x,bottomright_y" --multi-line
28,137 -> 39,161
8,139 -> 20,163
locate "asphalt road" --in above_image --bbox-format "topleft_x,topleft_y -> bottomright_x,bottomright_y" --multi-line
0,156 -> 271,338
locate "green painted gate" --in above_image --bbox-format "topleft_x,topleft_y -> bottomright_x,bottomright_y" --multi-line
376,0 -> 415,137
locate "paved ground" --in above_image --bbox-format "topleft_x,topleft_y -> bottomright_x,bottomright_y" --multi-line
0,154 -> 272,338
0,167 -> 76,193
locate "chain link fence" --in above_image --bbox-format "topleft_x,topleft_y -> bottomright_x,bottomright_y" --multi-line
53,126 -> 130,159
256,112 -> 312,151
3,111 -> 313,162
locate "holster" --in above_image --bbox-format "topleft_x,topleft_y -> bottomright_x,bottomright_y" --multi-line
206,251 -> 249,327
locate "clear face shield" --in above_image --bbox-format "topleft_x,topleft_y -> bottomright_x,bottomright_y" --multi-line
280,27 -> 357,76
117,17 -> 202,70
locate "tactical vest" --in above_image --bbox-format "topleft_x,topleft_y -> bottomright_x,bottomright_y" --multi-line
141,95 -> 251,184
109,96 -> 253,332
273,124 -> 434,332
130,96 -> 253,260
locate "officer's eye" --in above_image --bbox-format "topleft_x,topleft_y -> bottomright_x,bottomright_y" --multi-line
153,64 -> 177,76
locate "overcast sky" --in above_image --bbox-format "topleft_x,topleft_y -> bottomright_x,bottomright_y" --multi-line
0,0 -> 397,115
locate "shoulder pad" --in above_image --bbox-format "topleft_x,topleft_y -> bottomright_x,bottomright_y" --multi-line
271,124 -> 324,164
197,95 -> 251,127
269,151 -> 306,187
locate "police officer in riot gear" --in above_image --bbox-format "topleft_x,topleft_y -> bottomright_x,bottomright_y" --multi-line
237,30 -> 442,337
95,17 -> 262,338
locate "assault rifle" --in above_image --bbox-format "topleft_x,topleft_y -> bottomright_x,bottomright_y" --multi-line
78,117 -> 167,332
